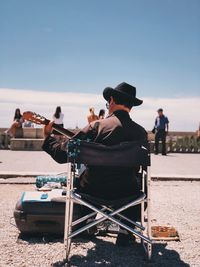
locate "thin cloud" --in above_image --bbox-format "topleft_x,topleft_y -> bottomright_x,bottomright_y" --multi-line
0,88 -> 199,131
0,88 -> 104,106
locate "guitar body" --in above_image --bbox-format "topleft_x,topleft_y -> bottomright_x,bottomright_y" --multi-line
23,111 -> 75,138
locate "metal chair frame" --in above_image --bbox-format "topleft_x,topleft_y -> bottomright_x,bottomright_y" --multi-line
63,140 -> 152,263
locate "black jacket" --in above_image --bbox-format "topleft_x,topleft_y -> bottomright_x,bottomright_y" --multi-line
42,110 -> 147,199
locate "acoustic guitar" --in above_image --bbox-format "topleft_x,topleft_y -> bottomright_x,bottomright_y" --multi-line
23,111 -> 75,138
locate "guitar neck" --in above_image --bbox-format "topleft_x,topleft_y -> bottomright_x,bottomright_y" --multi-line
51,123 -> 75,138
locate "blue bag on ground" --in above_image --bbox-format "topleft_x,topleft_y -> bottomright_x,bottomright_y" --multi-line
36,175 -> 67,188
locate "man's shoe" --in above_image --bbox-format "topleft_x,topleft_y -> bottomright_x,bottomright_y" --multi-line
116,233 -> 136,247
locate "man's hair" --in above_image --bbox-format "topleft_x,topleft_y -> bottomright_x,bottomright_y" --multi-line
89,107 -> 94,113
157,108 -> 163,112
54,106 -> 61,119
111,93 -> 133,109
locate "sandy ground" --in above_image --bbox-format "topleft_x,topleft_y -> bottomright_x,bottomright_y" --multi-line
0,181 -> 200,267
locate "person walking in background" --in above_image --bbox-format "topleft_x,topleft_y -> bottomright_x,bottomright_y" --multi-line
52,106 -> 64,136
98,109 -> 105,120
5,108 -> 23,137
87,107 -> 98,123
154,108 -> 169,155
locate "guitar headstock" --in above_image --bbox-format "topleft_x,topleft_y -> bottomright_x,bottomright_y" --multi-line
23,111 -> 50,125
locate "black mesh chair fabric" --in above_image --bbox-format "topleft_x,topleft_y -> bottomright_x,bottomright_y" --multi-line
68,140 -> 150,167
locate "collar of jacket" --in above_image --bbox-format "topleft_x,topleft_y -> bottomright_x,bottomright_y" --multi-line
107,109 -> 130,118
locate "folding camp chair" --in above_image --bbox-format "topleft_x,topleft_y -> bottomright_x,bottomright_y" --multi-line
64,139 -> 152,263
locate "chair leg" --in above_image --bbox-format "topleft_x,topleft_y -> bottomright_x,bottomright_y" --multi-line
64,200 -> 72,261
147,243 -> 152,260
142,167 -> 152,260
142,239 -> 152,260
147,166 -> 152,259
64,163 -> 74,262
65,198 -> 74,260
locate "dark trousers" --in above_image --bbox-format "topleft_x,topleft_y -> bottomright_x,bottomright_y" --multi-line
155,129 -> 166,155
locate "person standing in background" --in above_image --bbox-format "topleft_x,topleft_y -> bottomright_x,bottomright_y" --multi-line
52,106 -> 64,136
98,109 -> 105,120
87,107 -> 98,123
154,108 -> 169,155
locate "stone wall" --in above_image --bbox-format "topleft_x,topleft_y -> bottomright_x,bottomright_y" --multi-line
148,131 -> 200,153
1,128 -> 199,152
0,128 -> 44,150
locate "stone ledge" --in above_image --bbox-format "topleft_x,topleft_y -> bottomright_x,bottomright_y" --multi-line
15,128 -> 43,138
10,138 -> 44,151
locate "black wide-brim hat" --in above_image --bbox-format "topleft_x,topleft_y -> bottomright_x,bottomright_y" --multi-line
103,82 -> 143,106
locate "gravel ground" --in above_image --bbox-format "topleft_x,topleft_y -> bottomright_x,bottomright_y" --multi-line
0,181 -> 200,267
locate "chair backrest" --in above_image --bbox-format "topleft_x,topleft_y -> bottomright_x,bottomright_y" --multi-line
67,139 -> 150,168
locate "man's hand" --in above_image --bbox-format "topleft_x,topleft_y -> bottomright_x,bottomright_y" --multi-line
43,121 -> 54,138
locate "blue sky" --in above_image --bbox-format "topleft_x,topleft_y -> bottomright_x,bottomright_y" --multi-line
0,0 -> 199,97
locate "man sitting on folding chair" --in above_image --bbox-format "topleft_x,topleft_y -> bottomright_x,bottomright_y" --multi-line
42,82 -> 147,246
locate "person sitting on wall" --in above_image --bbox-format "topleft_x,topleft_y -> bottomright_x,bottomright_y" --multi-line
5,108 -> 23,137
52,106 -> 64,139
87,107 -> 99,123
98,109 -> 105,120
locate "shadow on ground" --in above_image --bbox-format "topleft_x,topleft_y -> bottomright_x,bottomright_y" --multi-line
19,234 -> 189,267
55,242 -> 189,267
